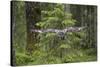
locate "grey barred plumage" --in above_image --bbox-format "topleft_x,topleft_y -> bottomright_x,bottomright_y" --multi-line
31,27 -> 85,40
31,27 -> 85,33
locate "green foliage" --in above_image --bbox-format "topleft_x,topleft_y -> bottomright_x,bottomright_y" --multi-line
62,49 -> 97,63
59,44 -> 71,49
14,2 -> 97,65
33,3 -> 87,64
16,53 -> 31,65
36,4 -> 76,29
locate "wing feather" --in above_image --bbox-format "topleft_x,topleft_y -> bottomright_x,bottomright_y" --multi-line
31,29 -> 60,33
31,29 -> 43,33
66,27 -> 85,32
31,27 -> 85,33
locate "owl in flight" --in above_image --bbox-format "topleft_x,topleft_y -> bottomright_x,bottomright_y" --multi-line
31,27 -> 85,40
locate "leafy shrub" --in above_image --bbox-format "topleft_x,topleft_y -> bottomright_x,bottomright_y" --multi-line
16,53 -> 31,65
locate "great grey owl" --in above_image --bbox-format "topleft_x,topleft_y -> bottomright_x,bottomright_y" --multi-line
31,27 -> 85,40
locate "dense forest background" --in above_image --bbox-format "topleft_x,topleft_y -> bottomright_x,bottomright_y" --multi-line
11,1 -> 97,66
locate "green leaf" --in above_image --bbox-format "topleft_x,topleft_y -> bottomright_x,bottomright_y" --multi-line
62,19 -> 75,26
60,44 -> 71,48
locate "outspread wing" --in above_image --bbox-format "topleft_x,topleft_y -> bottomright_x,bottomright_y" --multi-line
31,29 -> 43,33
31,27 -> 85,33
64,27 -> 85,32
31,29 -> 61,33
